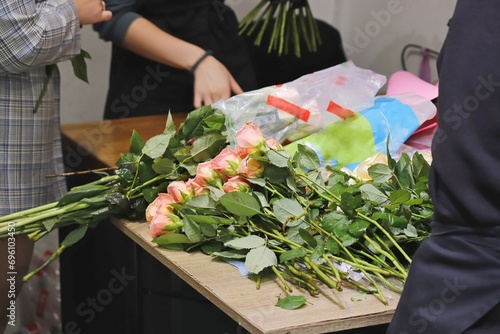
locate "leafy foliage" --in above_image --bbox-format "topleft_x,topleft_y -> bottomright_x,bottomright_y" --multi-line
0,106 -> 433,310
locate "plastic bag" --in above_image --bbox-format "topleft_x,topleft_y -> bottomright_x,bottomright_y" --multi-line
213,61 -> 386,146
285,93 -> 437,169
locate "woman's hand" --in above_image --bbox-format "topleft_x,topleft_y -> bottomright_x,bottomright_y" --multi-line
192,56 -> 243,108
73,0 -> 112,25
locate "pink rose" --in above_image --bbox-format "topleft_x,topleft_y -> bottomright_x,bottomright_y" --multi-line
235,123 -> 266,158
265,138 -> 283,151
222,176 -> 251,193
186,178 -> 206,197
167,180 -> 192,202
236,122 -> 266,148
145,193 -> 175,222
238,157 -> 265,179
149,214 -> 174,238
211,147 -> 241,177
193,161 -> 223,187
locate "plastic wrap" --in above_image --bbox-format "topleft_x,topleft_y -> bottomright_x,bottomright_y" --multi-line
213,61 -> 386,146
286,93 -> 437,169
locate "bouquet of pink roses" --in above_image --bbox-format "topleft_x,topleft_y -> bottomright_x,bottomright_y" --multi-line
144,114 -> 433,309
0,105 -> 433,310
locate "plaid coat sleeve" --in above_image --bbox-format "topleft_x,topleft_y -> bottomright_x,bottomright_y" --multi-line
0,0 -> 81,73
0,0 -> 81,213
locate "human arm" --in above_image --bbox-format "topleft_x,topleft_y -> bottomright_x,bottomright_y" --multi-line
123,17 -> 243,107
0,0 -> 80,73
0,0 -> 111,74
94,0 -> 243,108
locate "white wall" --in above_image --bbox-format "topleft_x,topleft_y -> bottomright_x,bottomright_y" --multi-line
59,25 -> 111,124
333,0 -> 456,83
60,0 -> 456,124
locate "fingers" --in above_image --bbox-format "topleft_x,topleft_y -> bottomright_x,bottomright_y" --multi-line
100,9 -> 113,22
193,78 -> 242,108
229,76 -> 243,95
192,57 -> 243,108
74,0 -> 112,25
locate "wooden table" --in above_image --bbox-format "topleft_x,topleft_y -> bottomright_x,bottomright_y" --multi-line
61,115 -> 397,334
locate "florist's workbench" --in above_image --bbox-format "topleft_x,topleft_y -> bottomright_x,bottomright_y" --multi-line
60,115 -> 397,334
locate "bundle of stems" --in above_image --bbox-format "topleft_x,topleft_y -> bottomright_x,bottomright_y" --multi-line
239,0 -> 321,57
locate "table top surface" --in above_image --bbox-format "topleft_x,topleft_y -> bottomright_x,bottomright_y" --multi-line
61,114 -> 398,334
61,114 -> 177,167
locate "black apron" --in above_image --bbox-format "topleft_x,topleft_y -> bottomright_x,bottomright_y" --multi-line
388,1 -> 500,333
104,0 -> 257,119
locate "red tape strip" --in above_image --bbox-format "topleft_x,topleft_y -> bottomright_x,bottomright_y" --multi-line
266,95 -> 311,122
326,101 -> 355,119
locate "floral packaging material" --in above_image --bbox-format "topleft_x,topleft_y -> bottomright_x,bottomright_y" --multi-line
213,61 -> 386,147
285,93 -> 437,169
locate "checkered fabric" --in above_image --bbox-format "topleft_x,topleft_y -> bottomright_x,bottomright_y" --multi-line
0,0 -> 81,215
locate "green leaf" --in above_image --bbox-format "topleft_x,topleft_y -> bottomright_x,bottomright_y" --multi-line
412,152 -> 431,179
273,198 -> 304,226
41,217 -> 57,232
116,152 -> 141,172
220,192 -> 261,217
253,191 -> 269,208
264,165 -> 289,183
190,134 -> 227,162
347,219 -> 370,238
247,178 -> 266,187
340,192 -> 361,217
244,245 -> 277,274
325,238 -> 340,255
279,247 -> 308,263
267,149 -> 291,168
203,114 -> 226,132
183,217 -> 202,243
138,160 -> 157,183
152,158 -> 176,175
395,153 -> 414,189
185,214 -> 234,225
34,65 -> 56,113
310,241 -> 325,263
58,184 -> 108,206
153,233 -> 193,246
368,164 -> 392,183
179,105 -> 216,139
276,295 -> 307,310
321,211 -> 348,234
372,211 -> 408,229
360,184 -> 389,205
141,182 -> 167,203
389,189 -> 412,204
298,228 -> 317,248
107,191 -> 129,211
142,133 -> 173,159
224,235 -> 266,250
204,186 -> 224,201
286,223 -> 309,245
321,212 -> 358,246
70,49 -> 91,83
200,224 -> 217,237
200,241 -> 223,254
212,250 -> 248,259
297,144 -> 320,170
128,130 -> 145,155
61,225 -> 88,247
163,112 -> 176,135
187,194 -> 216,209
403,224 -> 419,237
